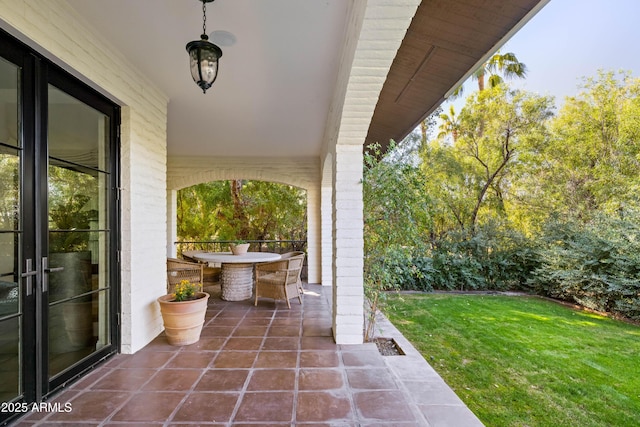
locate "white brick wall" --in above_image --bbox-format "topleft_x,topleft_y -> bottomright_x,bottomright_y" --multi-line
332,145 -> 364,344
321,154 -> 333,288
167,190 -> 178,258
0,0 -> 169,353
306,186 -> 321,284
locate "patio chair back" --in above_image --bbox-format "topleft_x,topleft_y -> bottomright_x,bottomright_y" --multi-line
167,258 -> 204,294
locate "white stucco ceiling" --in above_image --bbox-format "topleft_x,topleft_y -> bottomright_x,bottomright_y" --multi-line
66,0 -> 350,158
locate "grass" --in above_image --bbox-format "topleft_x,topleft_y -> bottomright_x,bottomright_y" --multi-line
384,293 -> 640,427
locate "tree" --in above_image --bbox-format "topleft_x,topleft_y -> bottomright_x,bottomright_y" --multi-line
475,51 -> 528,91
177,180 -> 307,243
418,107 -> 441,146
437,104 -> 460,143
513,70 -> 640,225
177,182 -> 230,240
422,85 -> 554,235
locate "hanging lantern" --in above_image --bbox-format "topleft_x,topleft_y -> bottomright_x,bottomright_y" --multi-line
186,0 -> 223,94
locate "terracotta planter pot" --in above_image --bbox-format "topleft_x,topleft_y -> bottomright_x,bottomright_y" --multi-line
230,243 -> 250,255
157,292 -> 210,346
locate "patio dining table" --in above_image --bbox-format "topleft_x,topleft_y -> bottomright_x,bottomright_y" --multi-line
186,251 -> 281,301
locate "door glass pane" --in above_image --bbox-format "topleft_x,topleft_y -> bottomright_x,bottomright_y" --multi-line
0,58 -> 20,401
48,290 -> 109,377
0,57 -> 19,148
0,317 -> 20,401
47,85 -> 110,377
48,87 -> 108,171
0,148 -> 20,317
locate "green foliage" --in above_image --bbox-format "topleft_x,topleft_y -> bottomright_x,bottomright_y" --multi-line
0,152 -> 19,230
530,212 -> 640,320
48,164 -> 97,251
408,223 -> 537,292
450,50 -> 528,98
513,70 -> 640,228
177,181 -> 230,240
362,141 -> 432,339
405,70 -> 639,323
421,85 -> 554,235
177,180 -> 306,242
431,241 -> 485,291
366,245 -> 436,293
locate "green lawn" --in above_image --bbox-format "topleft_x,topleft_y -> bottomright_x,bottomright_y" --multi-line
385,293 -> 640,427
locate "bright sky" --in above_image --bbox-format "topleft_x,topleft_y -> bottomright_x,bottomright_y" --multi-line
445,0 -> 640,111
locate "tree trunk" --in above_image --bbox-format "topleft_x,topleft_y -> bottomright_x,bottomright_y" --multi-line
230,180 -> 249,238
420,120 -> 428,145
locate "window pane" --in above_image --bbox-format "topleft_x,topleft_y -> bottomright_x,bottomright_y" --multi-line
48,86 -> 109,171
0,58 -> 19,148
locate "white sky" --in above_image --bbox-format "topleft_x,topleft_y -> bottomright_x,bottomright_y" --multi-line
442,0 -> 640,113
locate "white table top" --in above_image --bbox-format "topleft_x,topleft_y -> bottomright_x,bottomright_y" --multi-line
188,251 -> 281,264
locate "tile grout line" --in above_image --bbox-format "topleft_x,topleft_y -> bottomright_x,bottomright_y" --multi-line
291,307 -> 303,425
163,344 -> 217,426
338,345 -> 361,425
225,305 -> 276,425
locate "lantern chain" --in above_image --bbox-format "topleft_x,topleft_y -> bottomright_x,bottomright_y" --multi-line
202,1 -> 207,36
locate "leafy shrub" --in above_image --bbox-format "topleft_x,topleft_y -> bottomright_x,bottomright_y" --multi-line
414,224 -> 538,292
530,213 -> 640,320
431,241 -> 485,291
373,249 -> 436,292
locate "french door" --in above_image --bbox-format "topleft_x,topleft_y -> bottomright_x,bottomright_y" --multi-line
0,31 -> 119,423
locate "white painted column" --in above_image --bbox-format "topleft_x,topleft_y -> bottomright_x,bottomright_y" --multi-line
332,144 -> 364,344
321,154 -> 333,287
167,189 -> 178,258
306,185 -> 321,284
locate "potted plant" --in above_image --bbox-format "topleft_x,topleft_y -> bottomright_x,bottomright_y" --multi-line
229,239 -> 250,255
157,280 -> 210,345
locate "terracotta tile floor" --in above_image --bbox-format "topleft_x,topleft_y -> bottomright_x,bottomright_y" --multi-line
15,284 -> 483,426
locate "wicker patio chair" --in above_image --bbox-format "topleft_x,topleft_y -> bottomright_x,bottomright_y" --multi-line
280,251 -> 306,294
179,252 -> 221,289
254,254 -> 305,308
167,258 -> 204,294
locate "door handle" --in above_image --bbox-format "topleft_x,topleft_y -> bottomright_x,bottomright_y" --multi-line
42,257 -> 64,293
21,258 -> 37,296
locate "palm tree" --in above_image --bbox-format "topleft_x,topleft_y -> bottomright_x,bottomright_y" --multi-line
475,51 -> 528,91
437,105 -> 460,143
449,51 -> 527,98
